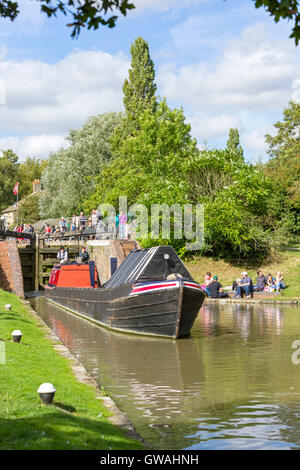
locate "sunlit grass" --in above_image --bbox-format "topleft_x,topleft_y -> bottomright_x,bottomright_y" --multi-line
185,249 -> 300,299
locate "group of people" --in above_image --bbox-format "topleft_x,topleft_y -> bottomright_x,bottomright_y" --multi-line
201,270 -> 286,299
253,271 -> 285,293
43,210 -> 136,240
6,223 -> 35,243
201,272 -> 229,299
13,223 -> 35,234
57,245 -> 90,264
43,211 -> 97,235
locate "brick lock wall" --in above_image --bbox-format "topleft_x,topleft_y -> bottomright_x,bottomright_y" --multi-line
0,240 -> 24,297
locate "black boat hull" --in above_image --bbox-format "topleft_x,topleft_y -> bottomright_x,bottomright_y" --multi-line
45,280 -> 205,338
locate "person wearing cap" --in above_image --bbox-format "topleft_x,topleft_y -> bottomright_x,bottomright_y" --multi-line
57,246 -> 68,264
77,246 -> 90,263
209,275 -> 229,299
235,272 -> 252,298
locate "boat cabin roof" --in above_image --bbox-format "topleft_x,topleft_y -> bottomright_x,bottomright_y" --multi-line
104,245 -> 193,289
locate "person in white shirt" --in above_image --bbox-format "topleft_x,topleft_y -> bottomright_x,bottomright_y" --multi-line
57,246 -> 69,264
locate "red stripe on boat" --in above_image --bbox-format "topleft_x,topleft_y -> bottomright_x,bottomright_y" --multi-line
131,282 -> 178,294
183,282 -> 202,289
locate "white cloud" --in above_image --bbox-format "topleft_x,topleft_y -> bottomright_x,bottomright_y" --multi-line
156,22 -> 300,157
292,79 -> 300,104
133,0 -> 200,12
158,23 -> 300,112
187,113 -> 241,141
7,0 -> 46,35
0,49 -> 129,139
0,135 -> 69,159
241,124 -> 274,155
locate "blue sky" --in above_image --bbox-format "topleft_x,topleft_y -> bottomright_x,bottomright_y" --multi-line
0,0 -> 299,161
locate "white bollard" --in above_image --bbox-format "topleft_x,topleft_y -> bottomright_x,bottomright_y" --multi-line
11,330 -> 22,343
37,383 -> 56,405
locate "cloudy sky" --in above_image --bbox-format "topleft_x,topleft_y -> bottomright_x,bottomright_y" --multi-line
0,0 -> 299,162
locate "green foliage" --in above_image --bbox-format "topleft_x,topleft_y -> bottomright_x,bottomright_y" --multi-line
264,101 -> 300,209
0,0 -> 18,20
1,1 -> 299,43
83,95 -> 295,260
40,112 -> 122,218
17,157 -> 47,200
122,37 -> 157,133
185,149 -> 241,203
84,99 -> 197,212
18,192 -> 42,224
0,149 -> 19,213
0,0 -> 135,37
226,128 -> 244,161
265,101 -> 300,160
185,149 -> 287,259
254,0 -> 300,44
0,150 -> 47,214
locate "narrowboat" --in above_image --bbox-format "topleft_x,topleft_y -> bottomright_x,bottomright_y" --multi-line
45,246 -> 205,339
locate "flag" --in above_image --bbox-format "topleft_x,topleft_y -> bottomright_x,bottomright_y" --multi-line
13,182 -> 19,195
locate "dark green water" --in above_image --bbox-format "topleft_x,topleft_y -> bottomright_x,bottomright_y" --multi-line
31,297 -> 300,450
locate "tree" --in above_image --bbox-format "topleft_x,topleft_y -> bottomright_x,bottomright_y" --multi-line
0,0 -> 135,38
264,101 -> 300,208
18,192 -> 42,224
39,112 -> 122,218
85,99 -> 197,211
0,1 -> 299,43
226,128 -> 244,161
122,37 -> 157,131
17,157 -> 48,200
0,149 -> 19,213
185,148 -> 291,259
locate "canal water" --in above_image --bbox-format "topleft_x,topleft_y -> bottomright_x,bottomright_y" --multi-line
31,297 -> 300,450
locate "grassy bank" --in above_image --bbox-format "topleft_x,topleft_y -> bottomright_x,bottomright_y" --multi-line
0,289 -> 144,450
185,249 -> 300,298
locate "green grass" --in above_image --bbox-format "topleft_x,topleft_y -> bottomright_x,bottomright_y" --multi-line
185,248 -> 300,299
0,289 -> 144,450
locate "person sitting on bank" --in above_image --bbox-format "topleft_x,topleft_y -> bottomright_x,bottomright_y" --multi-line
232,278 -> 241,297
265,274 -> 276,292
57,246 -> 68,264
201,272 -> 212,297
235,272 -> 252,299
209,275 -> 229,298
77,246 -> 89,263
276,271 -> 285,292
254,271 -> 267,292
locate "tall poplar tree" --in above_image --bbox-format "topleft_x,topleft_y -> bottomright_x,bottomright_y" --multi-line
122,36 -> 157,133
226,128 -> 244,161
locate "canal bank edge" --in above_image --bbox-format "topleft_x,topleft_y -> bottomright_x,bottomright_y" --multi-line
21,298 -> 150,449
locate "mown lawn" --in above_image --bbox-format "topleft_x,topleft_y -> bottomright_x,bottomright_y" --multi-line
185,249 -> 300,298
0,289 -> 144,450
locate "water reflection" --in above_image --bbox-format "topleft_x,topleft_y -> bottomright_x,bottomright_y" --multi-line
199,303 -> 285,340
31,297 -> 300,450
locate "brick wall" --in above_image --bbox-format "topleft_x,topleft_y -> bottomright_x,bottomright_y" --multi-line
0,240 -> 24,297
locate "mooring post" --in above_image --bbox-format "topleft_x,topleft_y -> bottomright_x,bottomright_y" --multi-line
34,234 -> 39,291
